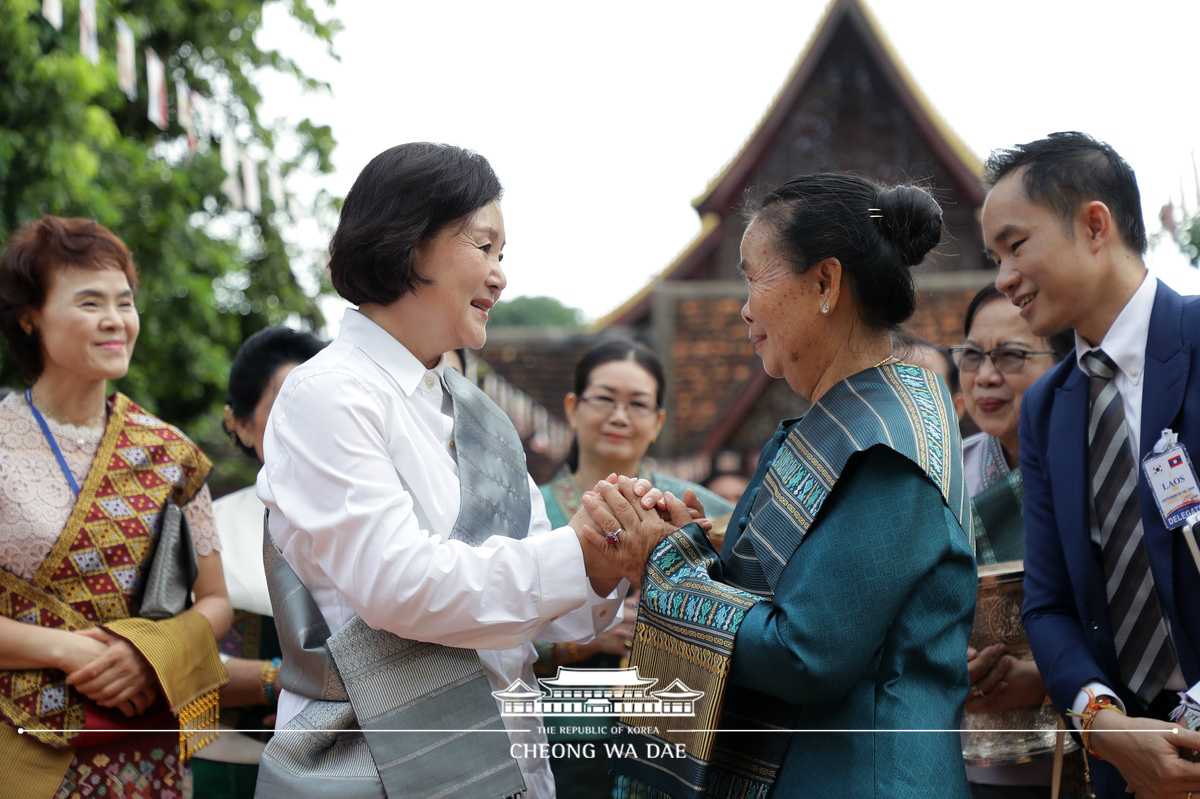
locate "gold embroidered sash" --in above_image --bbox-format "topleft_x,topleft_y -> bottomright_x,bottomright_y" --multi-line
0,393 -> 214,747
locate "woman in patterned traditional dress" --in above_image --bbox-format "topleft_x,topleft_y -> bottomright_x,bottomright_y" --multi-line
0,216 -> 231,798
584,174 -> 977,798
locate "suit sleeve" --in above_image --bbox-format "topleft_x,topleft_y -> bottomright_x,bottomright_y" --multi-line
1019,386 -> 1113,713
729,446 -> 974,704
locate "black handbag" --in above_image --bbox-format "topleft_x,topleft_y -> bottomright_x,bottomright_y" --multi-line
139,500 -> 198,620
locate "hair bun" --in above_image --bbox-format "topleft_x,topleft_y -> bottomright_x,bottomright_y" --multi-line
874,185 -> 943,267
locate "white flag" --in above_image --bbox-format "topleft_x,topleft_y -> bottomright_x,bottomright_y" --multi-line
266,162 -> 285,210
220,135 -> 243,209
79,0 -> 99,65
42,0 -> 62,30
145,49 -> 167,130
242,153 -> 262,215
116,19 -> 136,100
176,80 -> 196,151
189,92 -> 210,143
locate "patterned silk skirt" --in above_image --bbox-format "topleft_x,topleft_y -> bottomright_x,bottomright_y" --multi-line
55,731 -> 190,799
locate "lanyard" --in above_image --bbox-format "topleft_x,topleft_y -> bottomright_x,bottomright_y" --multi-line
24,388 -> 80,497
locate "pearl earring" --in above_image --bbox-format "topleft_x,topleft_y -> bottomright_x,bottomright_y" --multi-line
821,304 -> 830,315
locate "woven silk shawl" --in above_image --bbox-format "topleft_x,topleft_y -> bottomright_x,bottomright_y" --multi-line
256,367 -> 530,799
613,363 -> 970,799
971,468 -> 1025,565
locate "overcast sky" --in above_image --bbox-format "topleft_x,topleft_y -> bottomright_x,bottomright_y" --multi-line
256,0 -> 1200,326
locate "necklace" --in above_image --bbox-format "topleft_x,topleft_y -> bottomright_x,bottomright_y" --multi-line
871,355 -> 898,369
27,389 -> 108,443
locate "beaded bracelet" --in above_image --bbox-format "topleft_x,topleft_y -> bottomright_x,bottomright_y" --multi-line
1066,688 -> 1124,759
260,657 -> 282,705
563,642 -> 585,663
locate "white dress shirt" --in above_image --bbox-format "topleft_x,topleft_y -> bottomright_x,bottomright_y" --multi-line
1070,274 -> 1183,721
258,309 -> 624,798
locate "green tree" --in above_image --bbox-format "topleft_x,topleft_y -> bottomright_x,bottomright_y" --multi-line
1180,211 -> 1200,267
0,0 -> 340,493
488,295 -> 582,328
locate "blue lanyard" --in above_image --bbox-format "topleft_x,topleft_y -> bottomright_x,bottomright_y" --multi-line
24,388 -> 80,497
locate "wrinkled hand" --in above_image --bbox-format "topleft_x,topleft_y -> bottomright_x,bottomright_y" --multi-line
66,627 -> 158,717
1087,709 -> 1200,799
964,656 -> 1046,714
658,487 -> 712,532
581,478 -> 693,585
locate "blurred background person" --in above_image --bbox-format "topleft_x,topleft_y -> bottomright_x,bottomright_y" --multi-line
703,470 -> 750,505
191,326 -> 325,798
952,284 -> 1075,799
535,339 -> 733,797
0,216 -> 231,798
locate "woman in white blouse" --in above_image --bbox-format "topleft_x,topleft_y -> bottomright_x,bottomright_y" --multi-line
255,143 -> 689,799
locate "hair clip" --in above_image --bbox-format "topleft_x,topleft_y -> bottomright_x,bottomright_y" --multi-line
867,208 -> 883,219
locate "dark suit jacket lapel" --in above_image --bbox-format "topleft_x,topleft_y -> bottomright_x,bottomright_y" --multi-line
1139,282 -> 1191,649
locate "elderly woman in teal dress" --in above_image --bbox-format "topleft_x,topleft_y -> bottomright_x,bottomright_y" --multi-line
535,340 -> 732,798
582,174 -> 977,798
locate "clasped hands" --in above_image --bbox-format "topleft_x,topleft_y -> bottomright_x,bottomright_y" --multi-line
569,474 -> 711,593
59,626 -> 159,718
964,643 -> 1046,714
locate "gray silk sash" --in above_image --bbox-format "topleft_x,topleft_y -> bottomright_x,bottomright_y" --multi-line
255,367 -> 531,799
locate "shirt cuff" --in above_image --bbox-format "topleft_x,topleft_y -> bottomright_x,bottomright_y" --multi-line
529,526 -> 592,622
1070,681 -> 1126,731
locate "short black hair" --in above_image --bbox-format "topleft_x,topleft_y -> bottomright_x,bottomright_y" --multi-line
963,284 -> 1074,363
0,216 -> 139,382
328,143 -> 503,306
746,173 -> 942,330
982,131 -> 1147,255
226,326 -> 326,459
564,339 -> 665,473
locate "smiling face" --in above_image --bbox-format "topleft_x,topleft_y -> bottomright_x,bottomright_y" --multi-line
739,220 -> 822,393
565,359 -> 666,471
960,296 -> 1056,460
982,170 -> 1101,339
411,200 -> 506,355
23,266 -> 139,385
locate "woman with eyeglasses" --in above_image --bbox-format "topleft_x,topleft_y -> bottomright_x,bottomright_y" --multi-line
535,339 -> 733,799
952,284 -> 1074,799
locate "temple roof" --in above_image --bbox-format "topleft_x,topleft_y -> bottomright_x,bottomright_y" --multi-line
653,679 -> 705,700
594,0 -> 983,332
540,667 -> 658,688
492,679 -> 546,700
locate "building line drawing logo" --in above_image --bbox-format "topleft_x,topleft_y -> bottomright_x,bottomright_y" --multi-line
492,666 -> 704,717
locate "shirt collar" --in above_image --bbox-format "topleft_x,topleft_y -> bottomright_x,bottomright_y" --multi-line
1074,273 -> 1156,384
339,308 -> 439,396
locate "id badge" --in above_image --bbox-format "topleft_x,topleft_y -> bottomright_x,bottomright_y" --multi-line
1142,429 -> 1200,529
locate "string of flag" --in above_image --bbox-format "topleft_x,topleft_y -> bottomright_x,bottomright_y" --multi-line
39,0 -> 285,216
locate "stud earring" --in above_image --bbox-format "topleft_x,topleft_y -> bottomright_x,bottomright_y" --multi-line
821,304 -> 830,315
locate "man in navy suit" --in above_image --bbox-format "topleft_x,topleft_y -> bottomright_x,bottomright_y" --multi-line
982,132 -> 1200,799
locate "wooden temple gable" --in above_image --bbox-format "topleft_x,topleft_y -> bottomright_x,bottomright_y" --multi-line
482,0 -> 994,474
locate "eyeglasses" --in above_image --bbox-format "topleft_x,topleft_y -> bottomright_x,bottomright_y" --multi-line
578,395 -> 660,419
949,346 -> 1055,374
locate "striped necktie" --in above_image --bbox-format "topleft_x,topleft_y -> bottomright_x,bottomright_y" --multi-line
1082,349 -> 1177,705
